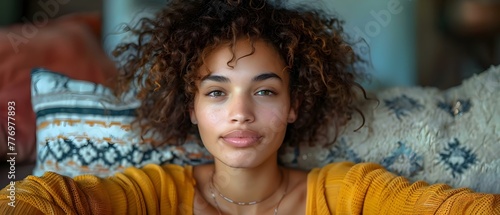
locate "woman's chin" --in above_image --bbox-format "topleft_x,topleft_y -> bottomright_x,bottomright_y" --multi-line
216,154 -> 263,169
219,159 -> 258,169
209,145 -> 277,169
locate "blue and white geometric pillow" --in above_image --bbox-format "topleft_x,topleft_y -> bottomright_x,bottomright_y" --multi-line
31,68 -> 212,178
280,65 -> 500,193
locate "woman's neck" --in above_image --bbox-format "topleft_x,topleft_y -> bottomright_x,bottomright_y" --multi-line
211,157 -> 283,204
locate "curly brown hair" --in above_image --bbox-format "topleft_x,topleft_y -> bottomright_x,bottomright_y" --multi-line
113,0 -> 367,148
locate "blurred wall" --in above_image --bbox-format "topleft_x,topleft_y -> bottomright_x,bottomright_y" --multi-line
103,0 -> 163,56
317,0 -> 417,89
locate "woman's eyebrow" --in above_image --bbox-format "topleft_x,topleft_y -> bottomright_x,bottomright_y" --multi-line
252,72 -> 282,82
201,75 -> 230,83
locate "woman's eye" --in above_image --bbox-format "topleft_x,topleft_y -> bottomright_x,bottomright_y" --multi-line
207,90 -> 225,97
255,90 -> 275,96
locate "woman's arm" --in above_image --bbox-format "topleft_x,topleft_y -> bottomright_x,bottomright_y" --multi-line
309,162 -> 500,214
0,164 -> 195,215
0,171 -> 112,214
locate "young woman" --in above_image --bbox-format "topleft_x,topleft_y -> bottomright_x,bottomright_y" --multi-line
1,0 -> 499,214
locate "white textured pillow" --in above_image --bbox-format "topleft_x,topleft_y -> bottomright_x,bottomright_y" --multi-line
280,65 -> 500,193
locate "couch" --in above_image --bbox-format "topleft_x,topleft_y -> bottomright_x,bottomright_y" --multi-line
1,13 -> 499,194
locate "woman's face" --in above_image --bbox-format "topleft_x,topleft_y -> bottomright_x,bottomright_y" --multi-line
190,38 -> 297,168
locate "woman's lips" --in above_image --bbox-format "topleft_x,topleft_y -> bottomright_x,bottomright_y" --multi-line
221,130 -> 262,148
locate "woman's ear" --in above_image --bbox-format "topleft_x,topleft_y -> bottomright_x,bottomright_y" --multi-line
287,99 -> 300,123
189,109 -> 198,124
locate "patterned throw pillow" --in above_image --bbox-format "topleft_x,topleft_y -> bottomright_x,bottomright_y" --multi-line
31,68 -> 212,178
280,65 -> 500,193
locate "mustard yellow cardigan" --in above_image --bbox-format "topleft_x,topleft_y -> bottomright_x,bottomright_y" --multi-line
0,162 -> 499,214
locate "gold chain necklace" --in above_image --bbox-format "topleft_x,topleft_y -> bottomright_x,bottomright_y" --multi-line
209,168 -> 289,215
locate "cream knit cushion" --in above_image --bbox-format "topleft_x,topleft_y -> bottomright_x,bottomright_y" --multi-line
280,65 -> 500,193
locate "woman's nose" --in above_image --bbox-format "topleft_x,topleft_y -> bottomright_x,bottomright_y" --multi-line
228,94 -> 255,123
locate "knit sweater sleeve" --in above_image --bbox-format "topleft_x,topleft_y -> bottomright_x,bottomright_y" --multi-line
307,162 -> 500,214
0,164 -> 195,215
